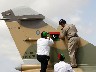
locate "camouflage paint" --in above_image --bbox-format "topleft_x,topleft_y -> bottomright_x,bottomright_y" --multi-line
23,42 -> 96,67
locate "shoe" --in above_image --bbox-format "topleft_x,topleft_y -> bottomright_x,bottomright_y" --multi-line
71,65 -> 78,68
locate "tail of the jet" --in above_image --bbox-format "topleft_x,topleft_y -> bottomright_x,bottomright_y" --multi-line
1,6 -> 96,72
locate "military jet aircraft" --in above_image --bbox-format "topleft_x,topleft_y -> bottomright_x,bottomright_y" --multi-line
0,6 -> 96,72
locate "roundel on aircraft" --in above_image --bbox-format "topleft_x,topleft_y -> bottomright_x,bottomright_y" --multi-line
36,30 -> 40,35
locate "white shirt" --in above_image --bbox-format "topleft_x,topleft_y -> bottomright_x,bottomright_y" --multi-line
54,61 -> 75,72
37,38 -> 54,56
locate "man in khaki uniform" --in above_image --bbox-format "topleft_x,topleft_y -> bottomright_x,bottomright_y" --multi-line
59,19 -> 79,68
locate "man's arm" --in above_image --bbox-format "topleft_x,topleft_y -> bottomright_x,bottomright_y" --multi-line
59,34 -> 65,39
54,64 -> 58,72
48,38 -> 54,46
67,64 -> 75,72
59,25 -> 70,40
59,28 -> 66,40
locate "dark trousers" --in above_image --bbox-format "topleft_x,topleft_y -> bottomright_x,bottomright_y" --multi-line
37,55 -> 50,72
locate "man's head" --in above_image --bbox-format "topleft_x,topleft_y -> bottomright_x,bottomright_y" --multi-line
59,19 -> 66,27
41,31 -> 48,38
58,53 -> 65,61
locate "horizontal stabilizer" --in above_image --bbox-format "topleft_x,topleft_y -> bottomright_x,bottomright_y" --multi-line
18,14 -> 45,21
0,18 -> 10,20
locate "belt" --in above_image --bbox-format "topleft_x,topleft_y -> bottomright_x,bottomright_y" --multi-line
68,35 -> 78,40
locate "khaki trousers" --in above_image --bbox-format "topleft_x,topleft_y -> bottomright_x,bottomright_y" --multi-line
68,37 -> 79,67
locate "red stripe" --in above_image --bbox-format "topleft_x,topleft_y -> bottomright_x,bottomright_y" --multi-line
49,32 -> 60,34
58,53 -> 61,59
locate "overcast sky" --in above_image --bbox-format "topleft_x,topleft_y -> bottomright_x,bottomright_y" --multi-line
0,0 -> 96,72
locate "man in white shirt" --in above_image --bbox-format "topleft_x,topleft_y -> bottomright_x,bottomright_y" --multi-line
37,31 -> 54,72
54,53 -> 75,72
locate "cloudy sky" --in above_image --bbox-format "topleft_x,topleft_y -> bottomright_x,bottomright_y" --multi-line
0,0 -> 96,72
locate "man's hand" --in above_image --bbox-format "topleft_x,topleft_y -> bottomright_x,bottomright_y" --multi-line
59,35 -> 65,40
59,35 -> 62,39
47,37 -> 50,40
